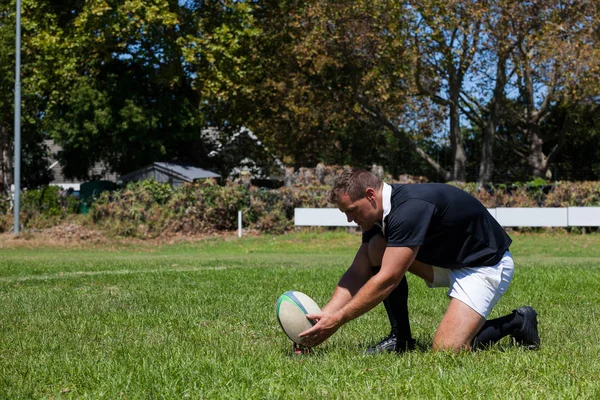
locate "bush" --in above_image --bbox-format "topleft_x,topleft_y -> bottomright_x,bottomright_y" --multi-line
452,181 -> 600,208
15,170 -> 600,236
0,193 -> 10,215
543,181 -> 600,207
16,186 -> 81,229
89,178 -> 600,237
88,179 -> 332,237
137,180 -> 174,205
22,186 -> 63,217
0,213 -> 11,233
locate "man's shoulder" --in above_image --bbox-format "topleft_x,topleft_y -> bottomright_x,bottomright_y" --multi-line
386,189 -> 436,227
389,183 -> 440,205
390,183 -> 456,192
390,183 -> 474,205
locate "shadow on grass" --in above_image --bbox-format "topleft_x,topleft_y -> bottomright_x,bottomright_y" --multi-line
283,336 -> 538,358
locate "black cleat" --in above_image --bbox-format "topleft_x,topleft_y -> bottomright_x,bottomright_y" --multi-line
512,306 -> 541,350
366,331 -> 415,354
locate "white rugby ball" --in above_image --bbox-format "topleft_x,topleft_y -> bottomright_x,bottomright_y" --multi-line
275,291 -> 321,344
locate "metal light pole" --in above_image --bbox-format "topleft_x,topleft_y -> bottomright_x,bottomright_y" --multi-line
13,0 -> 21,235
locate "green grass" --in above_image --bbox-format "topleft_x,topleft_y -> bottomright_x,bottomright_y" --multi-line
1,231 -> 600,399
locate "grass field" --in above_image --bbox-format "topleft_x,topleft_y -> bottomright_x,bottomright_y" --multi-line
1,231 -> 600,399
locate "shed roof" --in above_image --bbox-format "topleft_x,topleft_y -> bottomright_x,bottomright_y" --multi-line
120,162 -> 220,182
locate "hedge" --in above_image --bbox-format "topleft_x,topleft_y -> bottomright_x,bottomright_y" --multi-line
1,178 -> 600,236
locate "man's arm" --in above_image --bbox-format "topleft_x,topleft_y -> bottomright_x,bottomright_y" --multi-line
299,245 -> 419,347
321,243 -> 373,314
336,246 -> 417,323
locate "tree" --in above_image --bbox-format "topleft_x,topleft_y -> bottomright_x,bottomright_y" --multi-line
408,0 -> 488,181
548,102 -> 600,180
256,0 -> 413,168
500,0 -> 600,179
43,0 -> 204,178
0,0 -> 55,191
287,0 -> 453,176
206,0 -> 450,175
0,3 -> 15,191
457,0 -> 518,186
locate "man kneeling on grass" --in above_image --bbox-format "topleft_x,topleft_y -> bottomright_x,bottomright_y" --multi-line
299,168 -> 540,352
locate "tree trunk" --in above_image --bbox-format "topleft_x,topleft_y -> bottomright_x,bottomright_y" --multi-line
478,122 -> 494,185
449,88 -> 467,182
478,53 -> 508,187
0,127 -> 12,193
520,49 -> 553,180
527,127 -> 551,179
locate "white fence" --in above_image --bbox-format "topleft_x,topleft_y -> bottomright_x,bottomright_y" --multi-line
294,207 -> 600,227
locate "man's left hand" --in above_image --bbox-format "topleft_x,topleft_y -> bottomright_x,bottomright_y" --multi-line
297,311 -> 343,347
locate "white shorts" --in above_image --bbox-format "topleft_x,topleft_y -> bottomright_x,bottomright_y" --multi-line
427,251 -> 514,318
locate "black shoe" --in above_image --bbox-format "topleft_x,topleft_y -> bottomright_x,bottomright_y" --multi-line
512,306 -> 540,350
366,331 -> 415,354
366,331 -> 397,354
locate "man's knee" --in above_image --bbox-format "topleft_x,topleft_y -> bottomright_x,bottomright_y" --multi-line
433,298 -> 486,352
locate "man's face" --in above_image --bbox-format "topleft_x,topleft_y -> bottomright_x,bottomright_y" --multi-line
337,189 -> 379,231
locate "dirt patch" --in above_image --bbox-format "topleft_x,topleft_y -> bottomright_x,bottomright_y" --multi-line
0,223 -> 107,249
0,222 -> 261,249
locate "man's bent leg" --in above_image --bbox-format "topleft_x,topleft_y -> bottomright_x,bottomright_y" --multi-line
367,234 -> 414,353
472,306 -> 540,350
385,275 -> 412,343
369,266 -> 414,352
433,298 -> 486,351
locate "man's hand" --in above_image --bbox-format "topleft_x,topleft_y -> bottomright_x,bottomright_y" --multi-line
297,311 -> 343,347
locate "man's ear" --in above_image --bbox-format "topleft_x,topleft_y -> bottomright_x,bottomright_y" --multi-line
365,187 -> 376,203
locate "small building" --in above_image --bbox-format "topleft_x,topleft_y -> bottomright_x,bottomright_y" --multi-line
45,139 -> 117,191
119,162 -> 220,187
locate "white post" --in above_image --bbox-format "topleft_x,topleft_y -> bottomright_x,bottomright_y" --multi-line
238,210 -> 242,238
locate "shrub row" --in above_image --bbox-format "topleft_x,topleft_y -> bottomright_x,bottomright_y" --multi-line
89,179 -> 331,237
0,186 -> 79,233
451,180 -> 600,208
2,179 -> 600,236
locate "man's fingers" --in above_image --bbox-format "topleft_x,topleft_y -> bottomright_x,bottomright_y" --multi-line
298,325 -> 317,338
305,313 -> 321,322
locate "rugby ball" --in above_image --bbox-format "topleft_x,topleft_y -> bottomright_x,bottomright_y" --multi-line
275,291 -> 321,344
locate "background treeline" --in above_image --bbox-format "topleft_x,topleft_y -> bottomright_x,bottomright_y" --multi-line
1,0 -> 600,190
3,173 -> 600,236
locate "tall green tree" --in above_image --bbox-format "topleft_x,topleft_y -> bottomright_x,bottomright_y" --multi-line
408,0 -> 488,181
182,0 -> 449,175
0,0 -> 54,190
500,0 -> 600,179
548,102 -> 600,180
458,0 -> 518,186
0,3 -> 15,191
253,0 -> 412,168
44,0 -> 204,178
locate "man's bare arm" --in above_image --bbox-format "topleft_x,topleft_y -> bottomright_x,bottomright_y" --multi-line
299,246 -> 419,347
336,246 -> 418,324
321,243 -> 373,313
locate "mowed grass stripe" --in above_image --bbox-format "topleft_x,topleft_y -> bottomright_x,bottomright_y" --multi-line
0,266 -> 235,283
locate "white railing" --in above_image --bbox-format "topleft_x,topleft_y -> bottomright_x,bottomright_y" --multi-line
294,207 -> 600,227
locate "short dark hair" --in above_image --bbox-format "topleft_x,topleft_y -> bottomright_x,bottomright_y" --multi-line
329,168 -> 382,203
